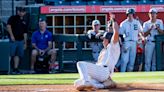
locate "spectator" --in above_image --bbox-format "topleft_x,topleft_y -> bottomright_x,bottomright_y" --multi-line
143,8 -> 164,71
87,20 -> 104,62
30,18 -> 57,73
7,7 -> 27,74
119,8 -> 143,72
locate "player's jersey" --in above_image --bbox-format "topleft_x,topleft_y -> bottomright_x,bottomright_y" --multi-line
87,30 -> 104,61
143,19 -> 164,41
119,19 -> 143,42
96,42 -> 120,75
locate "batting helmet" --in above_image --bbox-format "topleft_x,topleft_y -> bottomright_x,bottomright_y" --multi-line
126,8 -> 135,15
102,32 -> 113,42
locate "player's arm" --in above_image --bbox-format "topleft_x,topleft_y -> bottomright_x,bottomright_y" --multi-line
44,41 -> 52,52
44,33 -> 53,52
138,21 -> 145,40
111,21 -> 119,44
156,21 -> 164,34
7,24 -> 15,41
143,23 -> 153,37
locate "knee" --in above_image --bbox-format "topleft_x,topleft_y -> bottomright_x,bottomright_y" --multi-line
50,49 -> 56,55
77,61 -> 86,67
31,49 -> 38,56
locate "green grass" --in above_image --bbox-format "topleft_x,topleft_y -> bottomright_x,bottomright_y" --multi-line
0,72 -> 164,85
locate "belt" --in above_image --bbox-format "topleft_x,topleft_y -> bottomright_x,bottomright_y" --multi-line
103,65 -> 108,67
127,40 -> 136,42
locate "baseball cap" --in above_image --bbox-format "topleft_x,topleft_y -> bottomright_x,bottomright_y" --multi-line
149,8 -> 158,14
92,20 -> 100,26
126,8 -> 135,15
18,7 -> 25,12
39,18 -> 46,22
102,32 -> 113,41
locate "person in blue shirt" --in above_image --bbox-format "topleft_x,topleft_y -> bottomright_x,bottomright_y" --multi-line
30,18 -> 56,73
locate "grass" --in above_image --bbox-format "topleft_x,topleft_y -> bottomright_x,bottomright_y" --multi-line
0,72 -> 164,85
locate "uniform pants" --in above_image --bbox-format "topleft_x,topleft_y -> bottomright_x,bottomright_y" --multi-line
121,41 -> 137,72
144,42 -> 156,71
74,61 -> 109,88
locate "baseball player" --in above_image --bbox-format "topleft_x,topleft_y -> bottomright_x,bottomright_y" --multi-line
143,8 -> 164,71
119,8 -> 143,72
87,20 -> 104,62
74,21 -> 120,91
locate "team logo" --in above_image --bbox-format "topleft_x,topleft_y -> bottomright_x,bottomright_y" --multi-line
45,35 -> 48,38
134,24 -> 138,30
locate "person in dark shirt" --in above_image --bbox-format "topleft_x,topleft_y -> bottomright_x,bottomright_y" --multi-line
30,18 -> 57,73
7,7 -> 27,74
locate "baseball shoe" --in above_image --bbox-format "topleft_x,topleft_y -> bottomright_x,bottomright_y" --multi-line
76,81 -> 97,91
103,78 -> 117,89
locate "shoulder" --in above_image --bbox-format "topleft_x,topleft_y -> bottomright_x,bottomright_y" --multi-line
143,20 -> 150,25
120,19 -> 128,26
8,15 -> 16,23
87,30 -> 94,34
157,19 -> 163,23
45,30 -> 53,37
46,30 -> 52,35
33,30 -> 39,35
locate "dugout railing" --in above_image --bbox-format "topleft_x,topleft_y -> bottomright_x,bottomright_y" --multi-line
155,35 -> 164,71
53,34 -> 164,72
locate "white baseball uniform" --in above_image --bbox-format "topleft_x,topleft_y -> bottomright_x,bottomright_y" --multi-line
143,19 -> 164,71
87,30 -> 104,62
74,41 -> 120,88
119,19 -> 143,72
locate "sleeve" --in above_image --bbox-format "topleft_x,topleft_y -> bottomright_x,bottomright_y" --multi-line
119,22 -> 125,35
48,32 -> 53,41
87,30 -> 95,39
137,21 -> 143,32
7,16 -> 13,25
159,20 -> 164,30
143,22 -> 148,33
31,32 -> 37,44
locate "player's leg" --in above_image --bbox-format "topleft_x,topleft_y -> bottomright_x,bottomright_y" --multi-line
30,49 -> 39,73
77,61 -> 109,82
151,43 -> 156,71
127,42 -> 137,72
14,40 -> 24,73
144,42 -> 154,71
120,43 -> 130,72
47,49 -> 56,63
10,41 -> 17,73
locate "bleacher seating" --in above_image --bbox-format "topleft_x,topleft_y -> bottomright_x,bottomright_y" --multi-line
138,0 -> 154,5
54,0 -> 70,6
104,0 -> 120,5
71,0 -> 87,6
87,0 -> 104,5
120,0 -> 138,5
155,0 -> 164,4
43,0 -> 164,5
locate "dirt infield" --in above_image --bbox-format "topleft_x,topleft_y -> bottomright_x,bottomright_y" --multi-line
0,83 -> 164,92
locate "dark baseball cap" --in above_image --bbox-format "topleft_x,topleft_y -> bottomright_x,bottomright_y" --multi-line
18,7 -> 25,12
102,32 -> 113,41
39,18 -> 46,22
